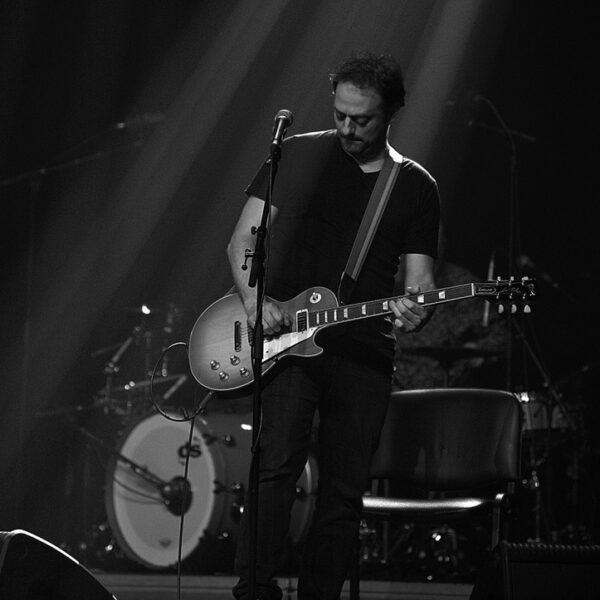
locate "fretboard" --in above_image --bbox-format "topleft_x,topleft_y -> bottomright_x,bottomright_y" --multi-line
307,283 -> 475,328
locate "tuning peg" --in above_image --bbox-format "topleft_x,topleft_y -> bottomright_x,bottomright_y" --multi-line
511,304 -> 517,314
498,304 -> 505,314
524,304 -> 532,314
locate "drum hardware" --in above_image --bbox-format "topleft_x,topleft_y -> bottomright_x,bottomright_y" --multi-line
201,431 -> 235,447
517,389 -> 569,433
358,519 -> 387,565
77,422 -> 191,515
110,373 -> 187,394
91,373 -> 189,419
515,382 -> 595,545
91,303 -> 187,416
229,481 -> 245,524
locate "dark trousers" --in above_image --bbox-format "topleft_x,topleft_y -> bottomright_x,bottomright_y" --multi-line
233,344 -> 392,599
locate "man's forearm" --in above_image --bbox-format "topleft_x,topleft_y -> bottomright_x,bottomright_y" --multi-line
227,235 -> 257,309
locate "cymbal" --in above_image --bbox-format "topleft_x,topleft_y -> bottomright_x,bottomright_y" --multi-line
401,345 -> 502,362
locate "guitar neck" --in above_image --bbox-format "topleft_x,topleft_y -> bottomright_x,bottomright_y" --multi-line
306,283 -> 480,328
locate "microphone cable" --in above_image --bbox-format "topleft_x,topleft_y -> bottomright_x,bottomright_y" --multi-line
149,340 -> 213,600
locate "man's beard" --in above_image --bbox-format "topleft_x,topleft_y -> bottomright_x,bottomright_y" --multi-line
339,134 -> 383,162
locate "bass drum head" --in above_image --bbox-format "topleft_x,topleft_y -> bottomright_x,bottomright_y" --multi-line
105,412 -> 226,569
105,407 -> 318,573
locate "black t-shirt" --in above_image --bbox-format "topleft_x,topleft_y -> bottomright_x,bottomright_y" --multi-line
245,129 -> 440,361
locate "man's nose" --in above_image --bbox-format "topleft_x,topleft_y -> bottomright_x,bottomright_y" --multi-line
341,117 -> 354,136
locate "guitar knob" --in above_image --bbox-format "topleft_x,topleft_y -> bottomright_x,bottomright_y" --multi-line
230,356 -> 240,365
219,371 -> 229,381
239,367 -> 250,377
210,360 -> 220,370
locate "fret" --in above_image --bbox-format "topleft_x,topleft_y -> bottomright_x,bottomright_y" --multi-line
303,282 -> 510,330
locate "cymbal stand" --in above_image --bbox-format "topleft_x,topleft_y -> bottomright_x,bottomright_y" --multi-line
102,333 -> 134,414
521,430 -> 545,542
511,319 -> 579,543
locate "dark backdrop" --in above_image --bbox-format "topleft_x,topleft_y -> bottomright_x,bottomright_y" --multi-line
1,0 -> 597,561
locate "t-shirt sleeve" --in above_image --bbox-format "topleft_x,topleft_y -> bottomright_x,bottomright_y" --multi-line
401,172 -> 440,259
245,156 -> 271,200
243,132 -> 336,208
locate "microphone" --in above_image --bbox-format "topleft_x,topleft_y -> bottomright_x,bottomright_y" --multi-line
271,109 -> 294,151
160,476 -> 192,516
113,112 -> 165,130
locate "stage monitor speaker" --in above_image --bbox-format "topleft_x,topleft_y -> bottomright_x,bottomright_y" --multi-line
0,529 -> 115,599
471,541 -> 600,600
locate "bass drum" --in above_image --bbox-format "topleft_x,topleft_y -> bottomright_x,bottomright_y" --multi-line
105,408 -> 317,572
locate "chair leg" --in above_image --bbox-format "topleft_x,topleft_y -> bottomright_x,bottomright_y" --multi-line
492,492 -> 505,549
349,534 -> 360,600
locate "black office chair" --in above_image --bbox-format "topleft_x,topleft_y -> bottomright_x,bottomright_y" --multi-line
349,388 -> 522,599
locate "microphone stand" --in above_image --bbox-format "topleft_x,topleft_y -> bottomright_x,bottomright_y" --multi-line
246,140 -> 282,600
77,424 -> 192,514
474,95 -> 521,390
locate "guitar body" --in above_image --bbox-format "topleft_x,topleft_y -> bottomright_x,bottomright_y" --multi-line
188,278 -> 535,392
188,287 -> 338,391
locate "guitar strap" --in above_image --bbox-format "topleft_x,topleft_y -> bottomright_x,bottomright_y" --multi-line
338,145 -> 403,304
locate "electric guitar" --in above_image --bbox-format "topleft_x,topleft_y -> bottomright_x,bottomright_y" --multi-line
188,278 -> 535,392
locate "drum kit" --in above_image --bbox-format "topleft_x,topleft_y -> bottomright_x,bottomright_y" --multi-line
66,303 -> 318,574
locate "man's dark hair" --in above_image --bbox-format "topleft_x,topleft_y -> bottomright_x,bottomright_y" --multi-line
330,51 -> 406,116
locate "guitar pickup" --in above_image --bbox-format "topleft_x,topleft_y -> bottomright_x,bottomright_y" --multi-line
296,309 -> 308,332
234,320 -> 242,352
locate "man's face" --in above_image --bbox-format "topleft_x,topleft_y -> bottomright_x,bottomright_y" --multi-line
333,81 -> 390,162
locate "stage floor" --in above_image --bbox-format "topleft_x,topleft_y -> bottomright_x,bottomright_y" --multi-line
94,573 -> 474,600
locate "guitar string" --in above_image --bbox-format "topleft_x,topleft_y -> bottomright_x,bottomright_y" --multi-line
233,282 -> 529,338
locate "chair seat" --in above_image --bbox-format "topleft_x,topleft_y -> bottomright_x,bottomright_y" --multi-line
361,494 -> 496,519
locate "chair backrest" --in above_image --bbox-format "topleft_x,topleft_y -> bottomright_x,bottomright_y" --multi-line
369,388 -> 522,491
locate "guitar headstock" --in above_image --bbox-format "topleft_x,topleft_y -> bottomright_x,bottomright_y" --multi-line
474,277 -> 537,314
